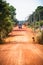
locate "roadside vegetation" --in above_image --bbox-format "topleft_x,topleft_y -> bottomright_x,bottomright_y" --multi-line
0,0 -> 16,43
35,30 -> 43,44
26,6 -> 43,44
0,0 -> 43,44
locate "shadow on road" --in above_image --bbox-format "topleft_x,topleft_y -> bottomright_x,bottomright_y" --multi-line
8,34 -> 23,37
12,29 -> 26,31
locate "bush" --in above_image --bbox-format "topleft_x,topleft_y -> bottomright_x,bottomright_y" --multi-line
36,31 -> 43,44
0,0 -> 16,44
0,17 -> 13,44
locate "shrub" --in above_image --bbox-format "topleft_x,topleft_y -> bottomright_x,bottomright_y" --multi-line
36,31 -> 43,44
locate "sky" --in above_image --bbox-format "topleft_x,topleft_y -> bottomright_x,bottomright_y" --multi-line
6,0 -> 43,21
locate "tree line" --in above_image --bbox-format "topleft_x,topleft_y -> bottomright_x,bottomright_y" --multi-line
0,0 -> 16,43
27,6 -> 43,28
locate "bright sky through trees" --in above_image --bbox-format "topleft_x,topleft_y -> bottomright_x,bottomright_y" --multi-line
6,0 -> 43,21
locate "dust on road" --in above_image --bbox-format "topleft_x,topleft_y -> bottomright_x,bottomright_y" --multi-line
0,25 -> 43,65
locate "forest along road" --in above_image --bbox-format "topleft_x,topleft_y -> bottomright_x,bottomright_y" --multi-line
0,25 -> 43,65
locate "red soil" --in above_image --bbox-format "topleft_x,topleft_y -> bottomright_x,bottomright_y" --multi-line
0,25 -> 43,65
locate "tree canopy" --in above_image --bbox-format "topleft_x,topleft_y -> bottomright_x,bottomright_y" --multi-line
0,0 -> 16,43
27,6 -> 43,23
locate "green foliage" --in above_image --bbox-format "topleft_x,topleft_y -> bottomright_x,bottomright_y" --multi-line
0,0 -> 16,43
4,17 -> 13,34
0,0 -> 10,19
40,21 -> 43,26
36,31 -> 43,44
8,5 -> 16,21
27,6 -> 43,25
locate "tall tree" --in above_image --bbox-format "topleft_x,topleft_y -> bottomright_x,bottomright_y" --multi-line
8,5 -> 16,21
27,6 -> 43,23
0,0 -> 16,43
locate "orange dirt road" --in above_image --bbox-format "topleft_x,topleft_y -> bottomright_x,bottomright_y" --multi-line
0,25 -> 43,65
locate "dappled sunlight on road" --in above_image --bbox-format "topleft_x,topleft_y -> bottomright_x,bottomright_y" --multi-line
14,36 -> 29,42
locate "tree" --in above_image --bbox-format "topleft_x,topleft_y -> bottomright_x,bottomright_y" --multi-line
8,5 -> 16,21
0,0 -> 16,43
35,6 -> 43,21
27,6 -> 43,28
